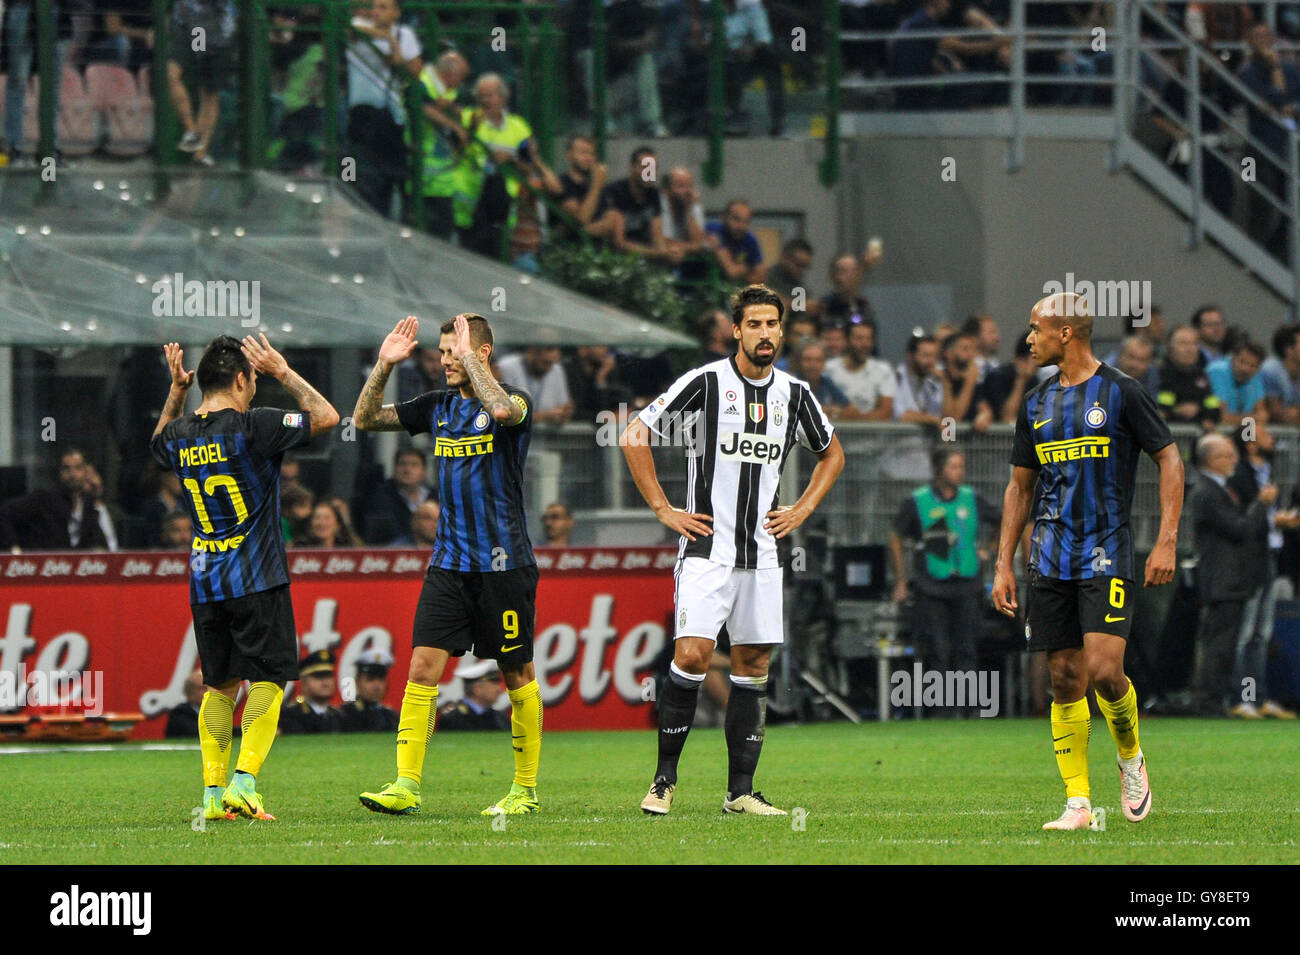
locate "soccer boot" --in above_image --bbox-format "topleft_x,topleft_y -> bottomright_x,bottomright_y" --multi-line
221,776 -> 275,820
641,776 -> 675,815
1042,797 -> 1093,830
722,791 -> 787,815
203,792 -> 235,822
359,781 -> 421,815
481,782 -> 540,816
1118,752 -> 1152,822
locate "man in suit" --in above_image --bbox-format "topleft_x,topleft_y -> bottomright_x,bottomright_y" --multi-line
361,447 -> 433,545
1190,433 -> 1276,715
0,448 -> 107,551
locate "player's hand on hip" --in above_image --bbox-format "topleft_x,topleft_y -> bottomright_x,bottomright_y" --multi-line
654,504 -> 712,541
763,503 -> 807,539
1143,541 -> 1177,587
240,332 -> 289,378
991,564 -> 1018,617
163,342 -> 194,390
378,316 -> 420,365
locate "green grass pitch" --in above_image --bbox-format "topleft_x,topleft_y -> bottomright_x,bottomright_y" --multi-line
1,720 -> 1296,864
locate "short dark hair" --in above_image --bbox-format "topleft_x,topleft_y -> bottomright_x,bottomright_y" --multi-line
196,335 -> 253,395
788,313 -> 821,334
729,285 -> 784,325
782,238 -> 813,257
1191,304 -> 1221,328
907,333 -> 937,354
439,313 -> 493,350
565,133 -> 594,152
629,145 -> 654,166
1273,324 -> 1300,359
724,198 -> 751,217
394,447 -> 426,468
931,447 -> 962,479
941,329 -> 975,354
1234,338 -> 1266,363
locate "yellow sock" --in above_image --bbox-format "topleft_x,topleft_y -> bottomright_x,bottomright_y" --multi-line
395,681 -> 438,788
198,690 -> 235,788
234,682 -> 283,777
1051,697 -> 1091,800
507,680 -> 542,788
1096,680 -> 1141,760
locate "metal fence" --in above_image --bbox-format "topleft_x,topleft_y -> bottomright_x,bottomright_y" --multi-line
525,420 -> 1300,552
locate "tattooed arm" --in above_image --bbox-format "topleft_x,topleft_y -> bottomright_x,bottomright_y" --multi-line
152,342 -> 193,438
353,316 -> 420,431
453,313 -> 525,425
241,333 -> 340,436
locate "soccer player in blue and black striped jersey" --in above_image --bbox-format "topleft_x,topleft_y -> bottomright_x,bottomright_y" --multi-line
354,314 -> 542,817
993,293 -> 1184,831
151,334 -> 339,821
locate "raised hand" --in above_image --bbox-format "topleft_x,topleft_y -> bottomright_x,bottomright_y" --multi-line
241,332 -> 289,379
379,316 -> 420,365
163,342 -> 194,390
453,313 -> 474,360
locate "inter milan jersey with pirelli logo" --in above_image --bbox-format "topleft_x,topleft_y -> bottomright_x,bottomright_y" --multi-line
639,355 -> 834,569
151,407 -> 311,604
1011,363 -> 1172,582
395,386 -> 535,573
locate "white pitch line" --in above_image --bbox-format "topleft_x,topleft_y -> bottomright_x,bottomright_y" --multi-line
0,743 -> 196,755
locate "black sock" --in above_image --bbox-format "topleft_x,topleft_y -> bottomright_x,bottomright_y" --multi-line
725,680 -> 767,797
655,668 -> 702,784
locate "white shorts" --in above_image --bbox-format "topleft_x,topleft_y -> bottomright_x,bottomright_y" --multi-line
673,557 -> 784,645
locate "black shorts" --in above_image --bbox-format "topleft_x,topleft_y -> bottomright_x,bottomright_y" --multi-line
412,565 -> 539,665
1026,572 -> 1134,652
190,585 -> 299,686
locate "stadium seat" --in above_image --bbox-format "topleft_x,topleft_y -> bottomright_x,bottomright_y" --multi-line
56,66 -> 101,156
87,63 -> 153,157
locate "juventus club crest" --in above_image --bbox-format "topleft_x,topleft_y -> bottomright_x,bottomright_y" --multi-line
748,403 -> 765,423
771,400 -> 784,427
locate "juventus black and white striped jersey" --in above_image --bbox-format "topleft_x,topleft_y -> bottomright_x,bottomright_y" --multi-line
638,355 -> 834,569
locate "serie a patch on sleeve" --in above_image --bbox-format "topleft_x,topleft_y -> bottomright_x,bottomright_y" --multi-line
283,413 -> 305,428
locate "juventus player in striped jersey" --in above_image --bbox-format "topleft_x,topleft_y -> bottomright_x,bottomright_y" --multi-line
622,285 -> 845,815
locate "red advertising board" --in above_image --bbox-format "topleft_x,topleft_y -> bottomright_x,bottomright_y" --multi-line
0,548 -> 678,738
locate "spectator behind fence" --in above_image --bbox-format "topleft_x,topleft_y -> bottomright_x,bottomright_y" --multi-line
301,499 -> 364,548
454,73 -> 541,259
569,0 -> 668,138
279,650 -> 343,733
656,167 -> 711,276
889,0 -> 1011,110
819,247 -> 881,327
410,49 -> 471,239
1227,429 -> 1300,719
508,145 -> 564,273
346,0 -> 423,215
974,336 -> 1036,428
167,0 -> 239,166
790,338 -> 859,420
280,482 -> 314,545
894,333 -> 945,426
0,448 -> 108,552
339,649 -> 399,732
438,658 -> 510,730
706,199 -> 766,285
565,346 -> 634,422
765,238 -> 815,318
1239,23 -> 1300,255
83,464 -> 122,552
602,146 -> 662,259
697,308 -> 737,363
362,447 -> 433,545
1206,339 -> 1267,427
1262,324 -> 1300,424
1158,326 -> 1222,427
101,2 -> 155,72
826,319 -> 894,419
722,0 -> 786,137
392,500 -> 440,549
497,347 -> 573,423
541,501 -> 575,547
160,510 -> 194,549
1,3 -> 74,162
939,328 -> 981,422
165,669 -> 205,738
965,313 -> 1001,379
1107,334 -> 1160,398
889,449 -> 1000,716
1189,433 -> 1275,717
1191,305 -> 1230,364
556,134 -> 624,246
